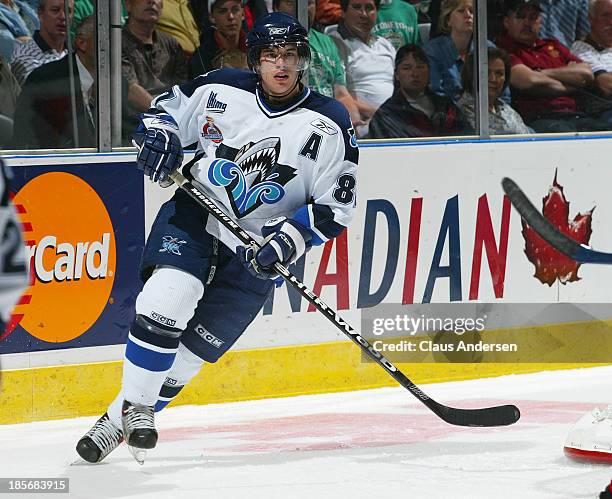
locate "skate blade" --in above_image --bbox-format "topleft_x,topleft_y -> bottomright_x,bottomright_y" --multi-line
127,445 -> 147,465
70,457 -> 89,466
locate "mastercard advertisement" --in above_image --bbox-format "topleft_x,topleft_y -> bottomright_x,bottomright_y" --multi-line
0,163 -> 144,354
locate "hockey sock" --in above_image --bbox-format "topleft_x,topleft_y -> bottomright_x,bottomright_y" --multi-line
108,343 -> 204,425
121,315 -> 181,407
155,343 -> 205,411
118,266 -> 203,411
155,383 -> 185,412
108,381 -> 185,427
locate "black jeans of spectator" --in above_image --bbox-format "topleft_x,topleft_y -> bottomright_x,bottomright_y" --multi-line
527,112 -> 611,133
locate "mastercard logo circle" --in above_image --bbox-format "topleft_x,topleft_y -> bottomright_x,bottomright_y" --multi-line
11,172 -> 116,343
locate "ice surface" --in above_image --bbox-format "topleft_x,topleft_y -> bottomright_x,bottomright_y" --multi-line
2,366 -> 612,498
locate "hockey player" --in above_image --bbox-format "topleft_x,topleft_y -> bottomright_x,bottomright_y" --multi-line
564,406 -> 612,463
76,12 -> 358,463
0,158 -> 29,375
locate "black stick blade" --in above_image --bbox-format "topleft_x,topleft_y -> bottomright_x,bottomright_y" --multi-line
434,402 -> 521,427
501,177 -> 582,260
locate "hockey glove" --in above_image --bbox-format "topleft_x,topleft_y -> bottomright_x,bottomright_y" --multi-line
133,113 -> 183,187
238,217 -> 312,280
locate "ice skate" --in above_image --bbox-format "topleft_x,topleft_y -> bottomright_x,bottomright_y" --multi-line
564,405 -> 612,463
76,413 -> 123,463
121,400 -> 158,464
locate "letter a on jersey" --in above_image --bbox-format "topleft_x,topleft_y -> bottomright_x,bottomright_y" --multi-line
299,132 -> 322,162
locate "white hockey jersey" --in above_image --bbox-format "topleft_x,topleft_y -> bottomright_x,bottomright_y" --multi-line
0,160 -> 28,323
150,68 -> 359,251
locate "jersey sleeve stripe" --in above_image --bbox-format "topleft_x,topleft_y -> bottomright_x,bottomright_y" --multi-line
292,204 -> 346,246
281,220 -> 307,259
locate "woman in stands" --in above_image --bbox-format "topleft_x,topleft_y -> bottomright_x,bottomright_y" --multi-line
423,0 -> 475,101
458,47 -> 531,135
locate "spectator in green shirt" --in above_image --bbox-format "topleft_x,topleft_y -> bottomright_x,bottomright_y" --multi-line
372,0 -> 420,51
274,0 -> 362,125
72,0 -> 127,36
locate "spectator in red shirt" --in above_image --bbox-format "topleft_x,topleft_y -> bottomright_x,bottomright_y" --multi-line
498,0 -> 609,132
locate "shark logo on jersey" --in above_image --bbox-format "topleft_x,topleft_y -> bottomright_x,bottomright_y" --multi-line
159,236 -> 187,255
208,137 -> 297,218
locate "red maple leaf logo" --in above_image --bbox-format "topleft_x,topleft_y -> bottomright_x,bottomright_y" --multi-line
522,172 -> 594,286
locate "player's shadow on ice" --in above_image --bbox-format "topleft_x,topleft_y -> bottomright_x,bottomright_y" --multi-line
66,439 -> 533,498
67,460 -> 179,499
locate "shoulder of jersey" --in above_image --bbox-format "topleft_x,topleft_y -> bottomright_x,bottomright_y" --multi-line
200,68 -> 258,92
181,68 -> 258,98
303,90 -> 352,131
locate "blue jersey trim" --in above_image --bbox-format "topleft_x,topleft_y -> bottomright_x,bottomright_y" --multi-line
300,91 -> 359,163
255,85 -> 311,118
293,203 -> 345,245
177,68 -> 258,98
301,91 -> 350,129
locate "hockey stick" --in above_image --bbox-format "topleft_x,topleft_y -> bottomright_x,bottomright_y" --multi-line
502,177 -> 612,264
168,167 -> 520,427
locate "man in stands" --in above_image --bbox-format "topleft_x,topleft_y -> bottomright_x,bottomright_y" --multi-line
371,0 -> 420,51
189,0 -> 248,76
12,16 -> 99,148
498,0 -> 608,132
539,0 -> 590,48
570,0 -> 612,122
328,0 -> 396,135
0,0 -> 38,61
157,0 -> 200,55
122,0 -> 189,117
10,0 -> 72,86
368,44 -> 470,138
273,0 -> 362,125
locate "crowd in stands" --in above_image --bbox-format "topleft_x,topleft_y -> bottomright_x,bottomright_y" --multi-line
1,0 -> 612,149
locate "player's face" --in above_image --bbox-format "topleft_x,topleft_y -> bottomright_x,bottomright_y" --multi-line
591,0 -> 612,47
447,0 -> 474,35
259,44 -> 302,98
210,0 -> 244,37
503,6 -> 541,45
38,0 -> 73,39
395,53 -> 429,98
343,0 -> 377,39
126,0 -> 163,24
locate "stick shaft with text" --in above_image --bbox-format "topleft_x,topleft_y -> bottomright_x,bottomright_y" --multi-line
169,168 -> 520,427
